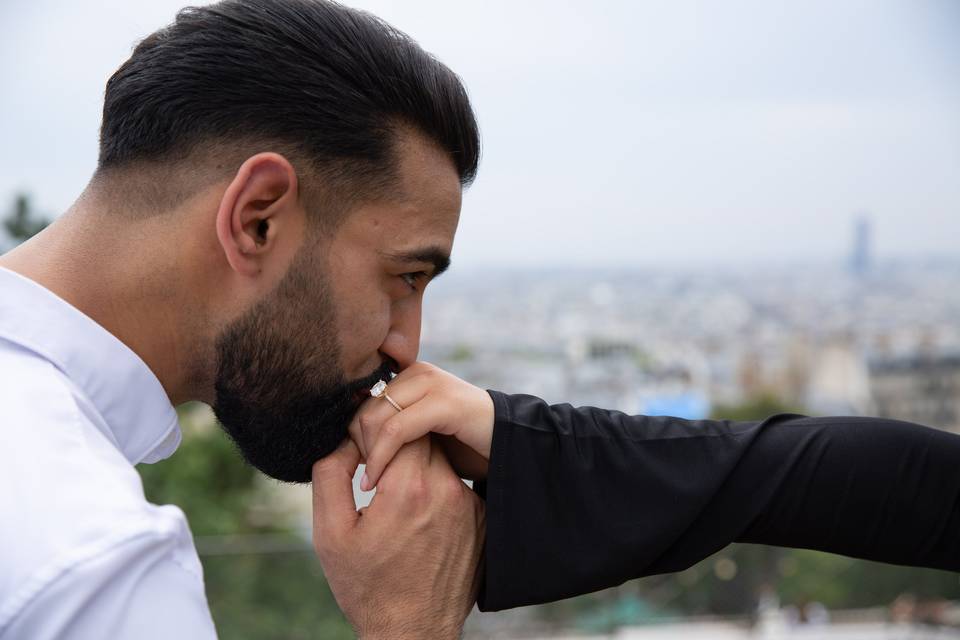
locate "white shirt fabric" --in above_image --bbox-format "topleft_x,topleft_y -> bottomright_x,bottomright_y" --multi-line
0,267 -> 217,639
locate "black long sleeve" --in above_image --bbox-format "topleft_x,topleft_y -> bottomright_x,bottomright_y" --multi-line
476,391 -> 960,611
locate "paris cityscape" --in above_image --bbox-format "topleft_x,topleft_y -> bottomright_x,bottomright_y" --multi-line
421,218 -> 960,434
418,220 -> 960,639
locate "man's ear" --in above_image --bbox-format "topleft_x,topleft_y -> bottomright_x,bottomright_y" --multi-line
216,152 -> 301,277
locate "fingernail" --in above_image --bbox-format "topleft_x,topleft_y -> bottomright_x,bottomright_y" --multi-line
361,473 -> 370,491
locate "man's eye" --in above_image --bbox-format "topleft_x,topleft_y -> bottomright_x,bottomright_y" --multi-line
400,272 -> 429,290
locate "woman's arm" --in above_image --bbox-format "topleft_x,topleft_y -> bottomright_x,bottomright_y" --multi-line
477,391 -> 960,610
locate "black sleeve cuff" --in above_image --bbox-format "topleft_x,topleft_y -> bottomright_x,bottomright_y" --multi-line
475,389 -> 513,612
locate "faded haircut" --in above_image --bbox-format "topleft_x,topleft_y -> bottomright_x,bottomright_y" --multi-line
94,0 -> 480,220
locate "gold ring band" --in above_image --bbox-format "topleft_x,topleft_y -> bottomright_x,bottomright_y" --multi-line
383,393 -> 403,412
370,379 -> 403,412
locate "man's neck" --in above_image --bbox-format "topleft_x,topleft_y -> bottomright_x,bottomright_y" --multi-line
0,205 -> 200,406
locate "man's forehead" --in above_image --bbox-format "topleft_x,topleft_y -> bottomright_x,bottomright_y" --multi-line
327,128 -> 463,264
345,196 -> 459,252
348,141 -> 461,243
391,131 -> 463,226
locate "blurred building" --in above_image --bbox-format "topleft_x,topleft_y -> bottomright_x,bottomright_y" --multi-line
849,215 -> 872,277
869,354 -> 960,432
804,340 -> 874,415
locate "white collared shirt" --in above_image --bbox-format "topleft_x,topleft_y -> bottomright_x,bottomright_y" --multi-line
0,267 -> 217,639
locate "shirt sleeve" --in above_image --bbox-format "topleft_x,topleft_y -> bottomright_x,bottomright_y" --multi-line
1,529 -> 218,640
477,390 -> 960,611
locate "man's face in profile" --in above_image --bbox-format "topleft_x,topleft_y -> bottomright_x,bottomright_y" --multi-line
211,133 -> 462,482
211,247 -> 395,483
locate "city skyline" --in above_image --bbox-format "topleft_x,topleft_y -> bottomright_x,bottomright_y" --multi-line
2,0 -> 958,268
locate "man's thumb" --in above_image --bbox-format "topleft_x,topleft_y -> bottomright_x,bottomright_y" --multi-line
312,438 -> 362,546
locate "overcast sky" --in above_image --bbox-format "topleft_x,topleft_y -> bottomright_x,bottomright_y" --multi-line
1,0 -> 958,269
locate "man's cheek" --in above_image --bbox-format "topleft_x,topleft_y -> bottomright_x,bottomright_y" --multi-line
339,309 -> 391,374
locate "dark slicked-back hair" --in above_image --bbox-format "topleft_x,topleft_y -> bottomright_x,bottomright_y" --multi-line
96,0 -> 479,215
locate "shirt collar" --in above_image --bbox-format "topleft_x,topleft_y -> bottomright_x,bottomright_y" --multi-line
0,266 -> 181,464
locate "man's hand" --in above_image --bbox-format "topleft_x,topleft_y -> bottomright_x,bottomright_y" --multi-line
351,362 -> 494,490
312,435 -> 485,640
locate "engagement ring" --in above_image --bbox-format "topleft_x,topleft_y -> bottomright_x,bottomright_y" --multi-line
370,379 -> 403,412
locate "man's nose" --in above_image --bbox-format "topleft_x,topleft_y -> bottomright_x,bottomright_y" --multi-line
378,298 -> 422,371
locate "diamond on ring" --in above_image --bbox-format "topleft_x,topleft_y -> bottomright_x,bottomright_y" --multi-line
370,380 -> 388,398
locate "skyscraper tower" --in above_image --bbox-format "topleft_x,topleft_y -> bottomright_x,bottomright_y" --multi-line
850,214 -> 872,276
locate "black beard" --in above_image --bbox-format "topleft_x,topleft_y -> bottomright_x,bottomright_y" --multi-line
211,250 -> 395,483
213,356 -> 394,483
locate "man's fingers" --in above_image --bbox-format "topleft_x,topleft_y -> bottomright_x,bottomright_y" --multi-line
373,435 -> 432,500
348,408 -> 369,460
363,398 -> 453,490
312,438 -> 362,546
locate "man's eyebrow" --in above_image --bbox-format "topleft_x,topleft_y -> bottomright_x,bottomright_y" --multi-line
381,248 -> 452,277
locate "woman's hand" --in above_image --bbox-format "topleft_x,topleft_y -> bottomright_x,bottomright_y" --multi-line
349,362 -> 494,490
